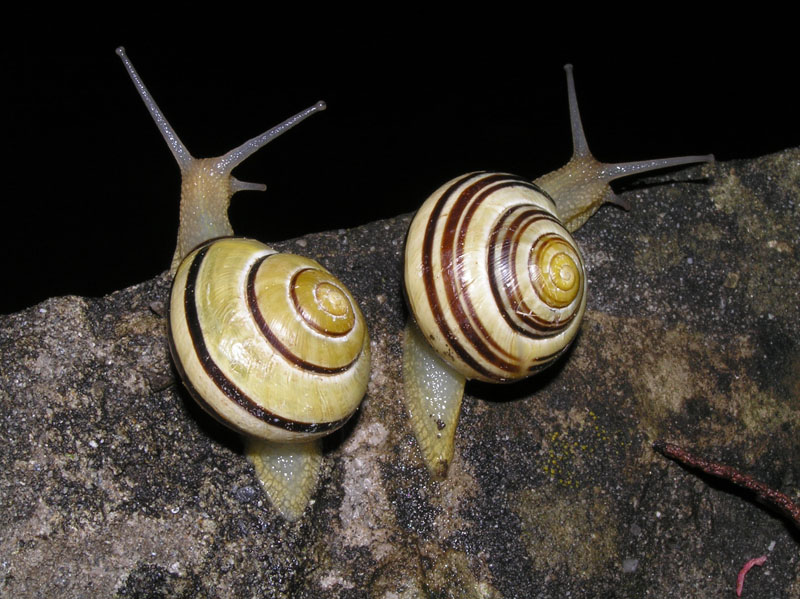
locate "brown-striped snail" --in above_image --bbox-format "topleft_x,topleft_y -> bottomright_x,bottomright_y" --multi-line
403,65 -> 713,478
116,48 -> 370,521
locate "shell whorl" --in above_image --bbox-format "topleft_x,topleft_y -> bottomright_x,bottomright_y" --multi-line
168,238 -> 370,443
404,172 -> 586,383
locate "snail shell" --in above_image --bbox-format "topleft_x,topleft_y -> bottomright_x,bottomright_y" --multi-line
117,48 -> 370,520
404,172 -> 585,384
169,239 -> 369,443
403,65 -> 713,478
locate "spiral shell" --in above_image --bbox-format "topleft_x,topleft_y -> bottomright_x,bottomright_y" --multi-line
168,237 -> 370,443
404,172 -> 586,383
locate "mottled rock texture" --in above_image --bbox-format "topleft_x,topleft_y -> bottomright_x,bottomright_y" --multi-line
1,150 -> 798,598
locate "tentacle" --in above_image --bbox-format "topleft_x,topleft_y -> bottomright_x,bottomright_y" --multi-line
535,64 -> 713,232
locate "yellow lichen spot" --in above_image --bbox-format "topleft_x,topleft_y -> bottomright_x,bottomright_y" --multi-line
515,486 -> 619,578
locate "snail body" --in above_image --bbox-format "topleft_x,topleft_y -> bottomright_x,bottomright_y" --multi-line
403,65 -> 713,478
117,48 -> 370,520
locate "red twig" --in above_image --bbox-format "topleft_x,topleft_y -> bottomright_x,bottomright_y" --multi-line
653,440 -> 800,531
736,555 -> 767,597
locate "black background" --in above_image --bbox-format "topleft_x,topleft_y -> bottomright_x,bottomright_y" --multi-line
2,25 -> 796,314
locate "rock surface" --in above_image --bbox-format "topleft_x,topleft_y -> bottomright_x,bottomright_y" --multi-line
1,150 -> 798,597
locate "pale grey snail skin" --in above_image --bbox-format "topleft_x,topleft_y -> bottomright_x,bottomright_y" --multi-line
403,64 -> 713,479
117,48 -> 370,521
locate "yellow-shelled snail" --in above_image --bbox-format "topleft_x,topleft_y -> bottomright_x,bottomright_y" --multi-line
116,48 -> 370,521
403,65 -> 713,479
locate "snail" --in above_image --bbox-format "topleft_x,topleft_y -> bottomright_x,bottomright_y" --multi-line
403,64 -> 713,479
116,47 -> 370,521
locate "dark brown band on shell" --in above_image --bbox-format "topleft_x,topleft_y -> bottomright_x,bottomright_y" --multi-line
422,173 -> 502,379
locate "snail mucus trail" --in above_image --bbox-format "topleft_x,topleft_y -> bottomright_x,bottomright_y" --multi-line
403,64 -> 714,479
116,47 -> 370,521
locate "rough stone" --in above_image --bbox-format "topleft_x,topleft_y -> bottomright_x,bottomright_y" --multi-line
1,150 -> 798,597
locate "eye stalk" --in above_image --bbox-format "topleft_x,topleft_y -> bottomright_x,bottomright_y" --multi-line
116,46 -> 326,272
535,64 -> 713,232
